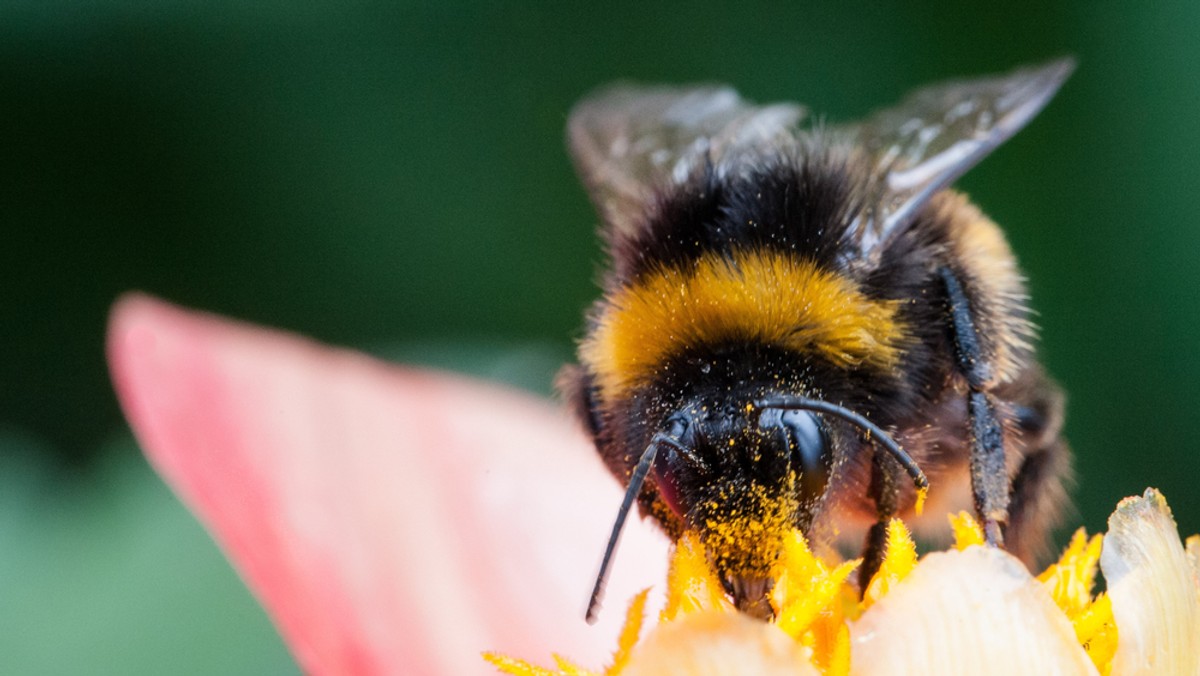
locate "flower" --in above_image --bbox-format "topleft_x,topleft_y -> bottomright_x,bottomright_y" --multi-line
107,294 -> 670,674
108,294 -> 1200,675
490,493 -> 1200,676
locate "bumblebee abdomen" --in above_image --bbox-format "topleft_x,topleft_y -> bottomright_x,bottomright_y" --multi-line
606,154 -> 856,284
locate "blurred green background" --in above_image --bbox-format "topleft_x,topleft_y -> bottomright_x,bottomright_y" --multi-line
4,2 -> 1199,672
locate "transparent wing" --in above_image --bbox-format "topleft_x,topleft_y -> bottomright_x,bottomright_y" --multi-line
844,58 -> 1075,251
568,85 -> 806,238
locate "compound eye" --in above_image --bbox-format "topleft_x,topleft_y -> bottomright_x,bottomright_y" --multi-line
780,410 -> 831,500
653,414 -> 701,517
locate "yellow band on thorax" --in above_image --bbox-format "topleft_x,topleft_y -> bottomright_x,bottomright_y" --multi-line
581,250 -> 904,400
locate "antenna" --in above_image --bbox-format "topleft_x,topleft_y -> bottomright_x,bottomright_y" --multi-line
584,435 -> 667,624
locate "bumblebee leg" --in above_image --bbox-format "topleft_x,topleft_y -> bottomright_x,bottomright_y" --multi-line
939,267 -> 1009,546
859,449 -> 901,592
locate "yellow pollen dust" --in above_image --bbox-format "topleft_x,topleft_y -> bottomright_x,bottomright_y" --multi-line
486,514 -> 1128,675
700,483 -> 797,580
913,486 -> 929,516
580,250 -> 904,400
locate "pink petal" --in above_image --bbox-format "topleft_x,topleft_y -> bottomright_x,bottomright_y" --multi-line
108,294 -> 669,675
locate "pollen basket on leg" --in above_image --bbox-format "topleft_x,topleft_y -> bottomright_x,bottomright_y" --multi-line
581,250 -> 905,400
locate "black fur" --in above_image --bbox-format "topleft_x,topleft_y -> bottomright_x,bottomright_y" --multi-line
608,155 -> 856,285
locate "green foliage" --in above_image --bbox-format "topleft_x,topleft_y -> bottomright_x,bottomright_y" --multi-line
0,435 -> 297,674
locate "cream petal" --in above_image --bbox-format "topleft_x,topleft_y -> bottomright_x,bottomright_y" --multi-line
1187,536 -> 1200,593
624,612 -> 819,676
107,294 -> 669,675
849,547 -> 1097,675
1101,489 -> 1200,676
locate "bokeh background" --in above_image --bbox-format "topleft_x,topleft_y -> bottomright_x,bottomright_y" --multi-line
4,2 -> 1198,672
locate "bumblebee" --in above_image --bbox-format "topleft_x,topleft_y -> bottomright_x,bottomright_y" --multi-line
559,60 -> 1075,621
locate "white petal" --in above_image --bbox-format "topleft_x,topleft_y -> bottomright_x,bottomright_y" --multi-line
1101,489 -> 1200,676
850,547 -> 1097,675
624,612 -> 820,676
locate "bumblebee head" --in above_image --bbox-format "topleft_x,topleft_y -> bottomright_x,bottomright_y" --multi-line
586,394 -> 928,623
653,402 -> 832,526
646,399 -> 830,618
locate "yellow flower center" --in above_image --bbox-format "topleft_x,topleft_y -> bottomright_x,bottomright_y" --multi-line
485,507 -> 1175,675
